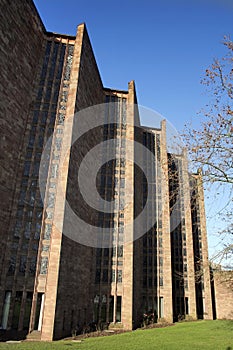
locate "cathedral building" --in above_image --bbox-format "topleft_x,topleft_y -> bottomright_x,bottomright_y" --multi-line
0,0 -> 214,341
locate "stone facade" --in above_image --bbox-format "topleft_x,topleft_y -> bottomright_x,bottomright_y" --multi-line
0,0 -> 222,342
0,0 -> 45,332
191,172 -> 213,320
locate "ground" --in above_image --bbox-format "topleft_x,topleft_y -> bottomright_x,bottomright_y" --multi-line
0,320 -> 232,349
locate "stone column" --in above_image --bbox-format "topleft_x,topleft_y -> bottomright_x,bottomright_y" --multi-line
159,120 -> 173,322
196,171 -> 213,320
38,24 -> 85,341
182,152 -> 197,319
121,81 -> 135,330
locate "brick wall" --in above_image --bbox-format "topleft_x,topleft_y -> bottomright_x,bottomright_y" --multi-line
214,271 -> 233,320
0,0 -> 45,320
0,0 -> 44,261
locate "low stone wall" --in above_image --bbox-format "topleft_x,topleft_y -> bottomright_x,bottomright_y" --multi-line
214,271 -> 233,320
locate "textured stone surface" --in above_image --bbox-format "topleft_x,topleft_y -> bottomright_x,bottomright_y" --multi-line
0,0 -> 216,341
0,0 -> 44,259
214,271 -> 233,320
0,0 -> 45,329
38,23 -> 106,341
191,173 -> 213,320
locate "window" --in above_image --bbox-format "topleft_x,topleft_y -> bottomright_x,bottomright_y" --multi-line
116,296 -> 122,322
29,256 -> 37,275
112,247 -> 116,257
12,292 -> 23,329
44,87 -> 52,102
24,162 -> 31,176
38,136 -> 44,148
11,242 -> 18,250
95,269 -> 100,284
61,91 -> 68,103
19,256 -> 27,274
14,221 -> 22,238
119,199 -> 125,210
33,162 -> 40,177
111,270 -> 116,282
47,193 -> 55,208
102,269 -> 108,283
47,211 -> 53,220
29,191 -> 35,206
32,243 -> 39,251
8,256 -> 16,275
44,224 -> 52,240
35,223 -> 41,240
42,103 -> 49,111
42,245 -> 49,252
28,133 -> 35,148
143,276 -> 147,287
119,226 -> 124,234
40,111 -> 47,125
33,111 -> 39,124
24,222 -> 31,239
117,270 -> 122,283
120,159 -> 125,168
159,297 -> 164,318
120,179 -> 125,188
58,113 -> 65,125
118,245 -> 123,257
40,257 -> 48,275
185,297 -> 189,314
55,138 -> 62,151
51,164 -> 59,179
104,248 -> 109,257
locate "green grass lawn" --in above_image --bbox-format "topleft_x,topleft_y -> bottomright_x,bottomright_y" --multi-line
1,320 -> 233,350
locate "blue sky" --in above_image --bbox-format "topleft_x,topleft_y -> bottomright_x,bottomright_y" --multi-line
34,0 -> 233,131
34,0 -> 232,258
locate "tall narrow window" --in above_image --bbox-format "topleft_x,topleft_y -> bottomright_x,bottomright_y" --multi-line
1,291 -> 11,329
12,292 -> 23,329
23,292 -> 33,329
159,297 -> 164,318
116,296 -> 122,322
38,294 -> 45,331
185,297 -> 189,315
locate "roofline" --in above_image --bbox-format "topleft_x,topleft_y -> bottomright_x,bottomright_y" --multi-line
32,0 -> 76,39
31,0 -> 47,33
103,87 -> 128,94
142,125 -> 161,132
46,31 -> 76,40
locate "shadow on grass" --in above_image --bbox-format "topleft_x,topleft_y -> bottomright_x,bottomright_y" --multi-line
0,330 -> 27,342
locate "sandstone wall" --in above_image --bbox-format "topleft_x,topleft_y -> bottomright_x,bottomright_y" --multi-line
0,0 -> 45,272
53,24 -> 105,339
214,271 -> 233,320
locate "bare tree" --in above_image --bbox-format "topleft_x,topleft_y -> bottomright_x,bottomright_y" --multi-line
184,37 -> 233,270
